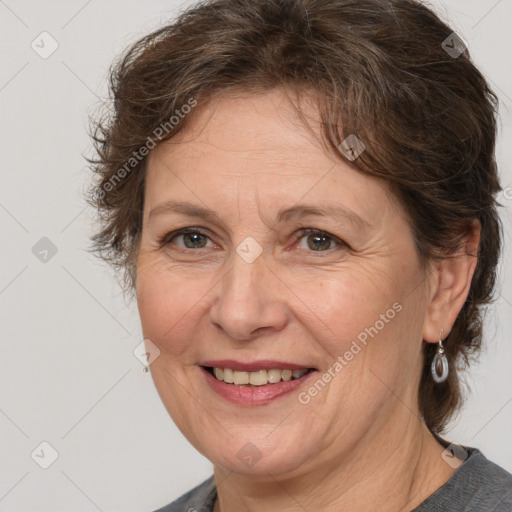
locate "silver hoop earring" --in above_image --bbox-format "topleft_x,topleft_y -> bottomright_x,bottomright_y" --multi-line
431,335 -> 449,384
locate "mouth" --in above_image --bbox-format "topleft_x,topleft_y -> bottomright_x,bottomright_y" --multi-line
202,366 -> 316,386
199,359 -> 319,405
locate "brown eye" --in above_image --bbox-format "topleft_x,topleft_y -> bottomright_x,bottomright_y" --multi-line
181,232 -> 209,248
164,229 -> 213,249
307,233 -> 332,251
296,229 -> 343,252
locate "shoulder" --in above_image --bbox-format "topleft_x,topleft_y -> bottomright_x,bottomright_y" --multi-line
415,447 -> 512,511
151,475 -> 217,512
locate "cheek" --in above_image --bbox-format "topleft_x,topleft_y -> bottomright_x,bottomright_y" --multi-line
297,260 -> 426,395
136,256 -> 210,357
293,266 -> 403,346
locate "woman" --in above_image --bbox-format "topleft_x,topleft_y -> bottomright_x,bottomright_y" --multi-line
89,0 -> 512,510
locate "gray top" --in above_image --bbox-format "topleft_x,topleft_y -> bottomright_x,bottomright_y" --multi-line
153,448 -> 512,511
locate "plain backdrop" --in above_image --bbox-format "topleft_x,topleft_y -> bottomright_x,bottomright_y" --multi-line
0,0 -> 511,511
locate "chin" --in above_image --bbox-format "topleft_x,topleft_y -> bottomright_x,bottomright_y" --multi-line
195,425 -> 317,477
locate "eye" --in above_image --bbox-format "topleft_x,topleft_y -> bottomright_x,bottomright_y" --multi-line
295,229 -> 345,252
159,227 -> 345,253
160,228 -> 215,250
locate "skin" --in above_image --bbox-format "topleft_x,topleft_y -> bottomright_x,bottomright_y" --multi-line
136,88 -> 480,511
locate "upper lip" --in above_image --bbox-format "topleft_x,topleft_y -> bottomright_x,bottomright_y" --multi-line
201,360 -> 316,372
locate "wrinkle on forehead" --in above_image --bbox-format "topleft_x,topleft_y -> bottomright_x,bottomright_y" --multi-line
144,89 -> 401,239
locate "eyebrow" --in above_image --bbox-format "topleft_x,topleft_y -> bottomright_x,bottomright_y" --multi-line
149,201 -> 219,222
148,200 -> 370,229
276,204 -> 370,229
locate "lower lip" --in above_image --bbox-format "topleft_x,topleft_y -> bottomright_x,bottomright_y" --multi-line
201,366 -> 317,406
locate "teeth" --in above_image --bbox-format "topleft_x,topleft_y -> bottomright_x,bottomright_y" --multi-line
233,371 -> 249,385
211,367 -> 310,385
249,370 -> 268,386
267,369 -> 282,383
281,369 -> 292,381
223,368 -> 234,383
292,369 -> 307,379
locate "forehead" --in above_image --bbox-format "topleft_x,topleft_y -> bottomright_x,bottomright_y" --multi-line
152,89 -> 327,171
144,89 -> 398,224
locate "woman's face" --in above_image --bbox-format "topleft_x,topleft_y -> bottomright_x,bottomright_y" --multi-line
136,89 -> 436,476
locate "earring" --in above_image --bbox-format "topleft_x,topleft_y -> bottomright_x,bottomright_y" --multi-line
142,366 -> 150,373
431,330 -> 449,383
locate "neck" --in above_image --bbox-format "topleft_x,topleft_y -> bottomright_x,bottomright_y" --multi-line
213,418 -> 454,512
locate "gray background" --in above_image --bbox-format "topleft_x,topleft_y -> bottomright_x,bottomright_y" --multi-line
0,0 -> 511,510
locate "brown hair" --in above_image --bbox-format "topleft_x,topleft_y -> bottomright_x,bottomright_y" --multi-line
88,0 -> 502,433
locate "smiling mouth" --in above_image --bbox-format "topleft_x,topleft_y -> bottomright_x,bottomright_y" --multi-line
203,366 -> 316,386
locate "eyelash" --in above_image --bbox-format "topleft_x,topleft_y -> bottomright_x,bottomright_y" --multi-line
158,227 -> 347,253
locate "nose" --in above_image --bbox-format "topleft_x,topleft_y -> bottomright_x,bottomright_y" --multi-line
208,250 -> 289,341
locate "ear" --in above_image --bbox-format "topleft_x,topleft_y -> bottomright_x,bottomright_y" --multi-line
422,220 -> 481,343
